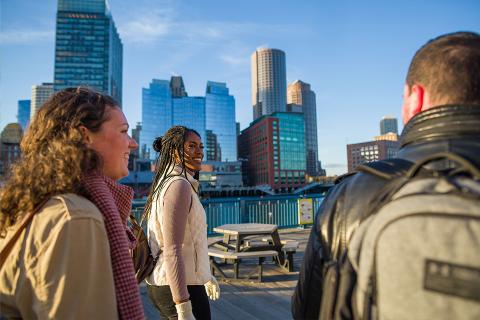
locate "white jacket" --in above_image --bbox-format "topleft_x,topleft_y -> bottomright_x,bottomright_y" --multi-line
146,168 -> 211,286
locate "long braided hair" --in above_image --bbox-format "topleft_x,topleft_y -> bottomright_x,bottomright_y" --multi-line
143,125 -> 200,219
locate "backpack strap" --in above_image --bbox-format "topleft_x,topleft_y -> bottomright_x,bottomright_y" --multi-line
407,151 -> 480,179
334,172 -> 356,185
356,158 -> 414,181
354,159 -> 415,225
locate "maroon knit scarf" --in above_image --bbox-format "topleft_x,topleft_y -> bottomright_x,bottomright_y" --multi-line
81,172 -> 144,320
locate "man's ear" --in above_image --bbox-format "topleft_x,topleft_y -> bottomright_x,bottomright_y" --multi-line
402,83 -> 424,124
79,125 -> 93,145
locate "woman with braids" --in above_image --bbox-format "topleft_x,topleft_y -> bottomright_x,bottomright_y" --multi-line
145,126 -> 220,320
0,87 -> 144,319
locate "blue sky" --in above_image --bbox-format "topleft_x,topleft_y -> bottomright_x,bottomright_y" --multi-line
1,0 -> 479,175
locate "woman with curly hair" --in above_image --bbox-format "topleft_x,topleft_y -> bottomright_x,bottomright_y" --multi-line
145,126 -> 220,320
0,87 -> 144,319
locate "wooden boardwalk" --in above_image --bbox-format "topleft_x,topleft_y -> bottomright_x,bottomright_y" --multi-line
140,227 -> 311,320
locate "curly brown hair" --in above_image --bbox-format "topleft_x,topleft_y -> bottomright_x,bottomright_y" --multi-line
0,87 -> 117,235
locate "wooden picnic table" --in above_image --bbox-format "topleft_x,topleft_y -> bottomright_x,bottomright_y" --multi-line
213,223 -> 286,266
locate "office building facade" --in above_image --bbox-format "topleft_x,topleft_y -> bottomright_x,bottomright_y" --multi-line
206,130 -> 221,161
287,80 -> 319,176
30,83 -> 54,120
54,0 -> 123,104
141,80 -> 172,160
141,77 -> 206,161
347,139 -> 400,172
141,77 -> 236,162
380,116 -> 398,135
17,100 -> 31,130
374,132 -> 399,141
199,161 -> 243,188
205,81 -> 237,161
172,96 -> 206,144
238,112 -> 306,191
170,76 -> 188,98
251,48 -> 287,120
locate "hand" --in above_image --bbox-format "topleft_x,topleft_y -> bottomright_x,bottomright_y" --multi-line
175,300 -> 196,320
204,275 -> 220,300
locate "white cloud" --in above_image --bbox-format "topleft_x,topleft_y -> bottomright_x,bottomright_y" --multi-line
117,9 -> 173,44
0,30 -> 54,45
116,5 -> 297,47
220,54 -> 248,67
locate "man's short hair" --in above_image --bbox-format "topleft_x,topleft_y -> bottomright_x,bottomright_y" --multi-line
406,31 -> 480,106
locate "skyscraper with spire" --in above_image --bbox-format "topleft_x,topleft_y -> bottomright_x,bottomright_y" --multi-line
251,48 -> 287,120
54,0 -> 123,104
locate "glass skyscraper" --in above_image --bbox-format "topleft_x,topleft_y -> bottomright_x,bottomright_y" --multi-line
380,116 -> 399,135
141,77 -> 238,162
54,0 -> 123,104
287,80 -> 319,176
141,77 -> 207,161
172,97 -> 206,144
17,100 -> 31,130
141,80 -> 172,160
251,48 -> 287,120
238,111 -> 306,190
205,81 -> 237,161
274,112 -> 306,173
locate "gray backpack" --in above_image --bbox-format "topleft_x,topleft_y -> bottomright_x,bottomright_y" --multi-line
337,152 -> 480,320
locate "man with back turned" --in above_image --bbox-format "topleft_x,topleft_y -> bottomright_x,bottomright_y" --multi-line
292,31 -> 480,319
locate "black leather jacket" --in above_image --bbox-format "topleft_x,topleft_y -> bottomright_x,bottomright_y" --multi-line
291,104 -> 480,319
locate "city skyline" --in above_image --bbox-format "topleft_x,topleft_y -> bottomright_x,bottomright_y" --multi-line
1,0 -> 479,175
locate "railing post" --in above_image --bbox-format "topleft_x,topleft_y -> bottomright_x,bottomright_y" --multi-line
240,199 -> 247,223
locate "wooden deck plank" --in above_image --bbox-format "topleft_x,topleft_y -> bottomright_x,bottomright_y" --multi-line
210,287 -> 265,320
220,282 -> 291,319
209,301 -> 237,320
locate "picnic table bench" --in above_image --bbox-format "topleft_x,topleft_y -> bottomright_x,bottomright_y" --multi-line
208,223 -> 300,282
245,238 -> 300,272
208,247 -> 278,282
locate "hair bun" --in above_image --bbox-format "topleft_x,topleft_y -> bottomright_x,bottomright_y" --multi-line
153,136 -> 163,152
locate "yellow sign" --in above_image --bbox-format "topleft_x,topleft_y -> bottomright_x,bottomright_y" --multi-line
298,198 -> 313,225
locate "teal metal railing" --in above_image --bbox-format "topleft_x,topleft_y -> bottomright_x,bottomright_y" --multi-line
131,194 -> 324,236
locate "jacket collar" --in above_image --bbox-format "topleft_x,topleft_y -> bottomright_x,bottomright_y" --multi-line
400,104 -> 480,148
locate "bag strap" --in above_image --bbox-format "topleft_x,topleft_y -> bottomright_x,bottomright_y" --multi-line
354,159 -> 415,226
407,151 -> 480,179
0,197 -> 51,271
356,158 -> 414,181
